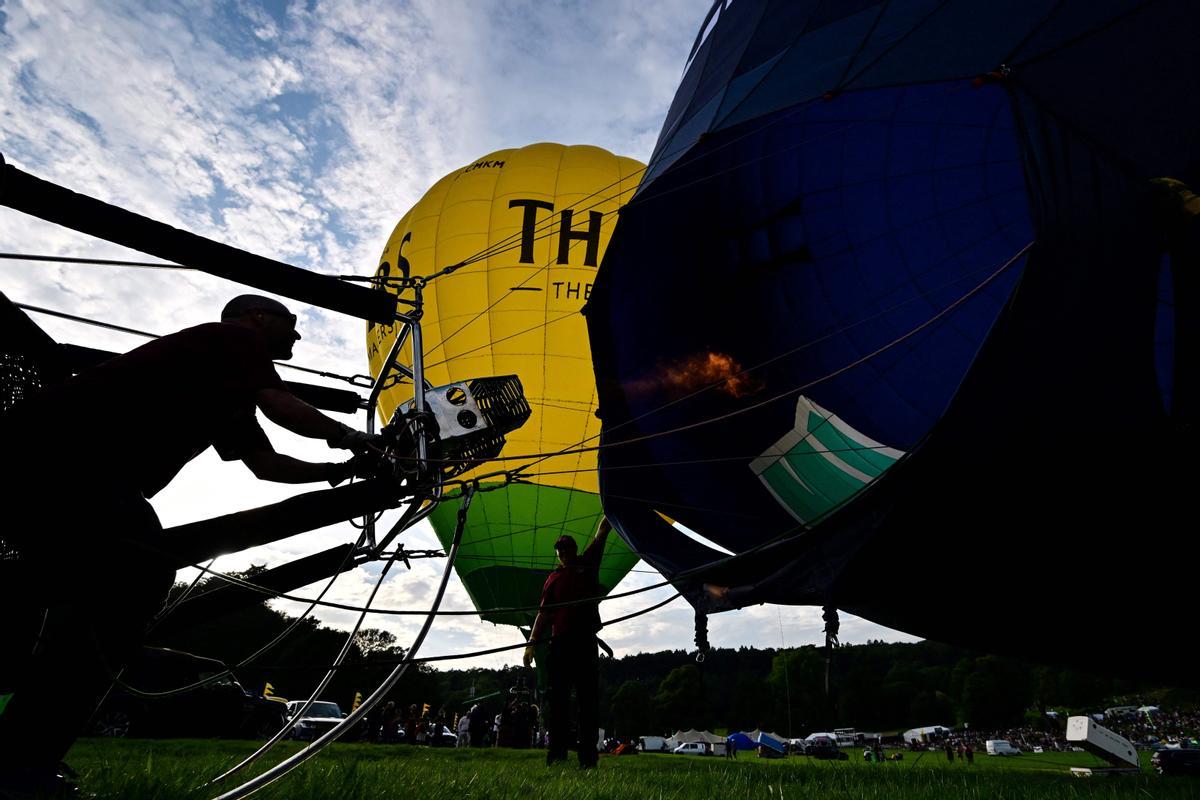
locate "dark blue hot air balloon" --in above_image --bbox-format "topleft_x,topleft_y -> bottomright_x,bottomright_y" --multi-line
587,0 -> 1198,682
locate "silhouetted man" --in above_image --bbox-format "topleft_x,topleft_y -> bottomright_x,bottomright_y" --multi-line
0,295 -> 377,796
524,519 -> 610,768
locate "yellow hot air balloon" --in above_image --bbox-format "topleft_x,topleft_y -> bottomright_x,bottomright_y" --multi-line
366,143 -> 644,625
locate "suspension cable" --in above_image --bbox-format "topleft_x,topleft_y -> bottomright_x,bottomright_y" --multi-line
0,252 -> 191,270
208,533 -> 404,784
211,486 -> 474,800
13,301 -> 375,387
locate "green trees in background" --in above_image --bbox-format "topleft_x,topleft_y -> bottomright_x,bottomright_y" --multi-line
152,580 -> 1165,736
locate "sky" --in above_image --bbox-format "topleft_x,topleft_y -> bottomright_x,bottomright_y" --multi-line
0,0 -> 919,670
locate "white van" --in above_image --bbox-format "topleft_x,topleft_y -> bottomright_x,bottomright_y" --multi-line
640,736 -> 669,752
985,739 -> 1021,756
673,741 -> 709,756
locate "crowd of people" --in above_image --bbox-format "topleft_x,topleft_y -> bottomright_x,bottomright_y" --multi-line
1098,705 -> 1200,748
905,704 -> 1200,756
359,694 -> 543,749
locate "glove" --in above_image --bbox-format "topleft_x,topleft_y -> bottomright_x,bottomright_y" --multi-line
325,455 -> 378,486
328,424 -> 385,454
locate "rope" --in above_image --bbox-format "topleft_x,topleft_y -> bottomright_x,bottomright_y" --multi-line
13,301 -> 375,387
0,252 -> 190,270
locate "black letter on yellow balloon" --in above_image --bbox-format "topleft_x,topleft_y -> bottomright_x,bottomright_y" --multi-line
509,199 -> 555,263
557,209 -> 602,266
369,232 -> 412,334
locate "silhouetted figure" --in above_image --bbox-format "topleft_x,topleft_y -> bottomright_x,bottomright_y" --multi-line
524,519 -> 611,768
0,295 -> 379,795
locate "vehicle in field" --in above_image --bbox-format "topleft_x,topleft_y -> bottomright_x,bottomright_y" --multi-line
1152,749 -> 1200,776
286,700 -> 345,741
985,739 -> 1022,756
640,736 -> 669,752
833,728 -> 858,747
673,742 -> 709,756
90,647 -> 287,739
805,738 -> 849,761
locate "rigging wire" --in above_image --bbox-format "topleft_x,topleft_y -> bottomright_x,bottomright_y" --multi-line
0,252 -> 190,270
121,532 -> 370,700
13,301 -> 374,387
257,592 -> 683,673
482,243 -> 1033,486
207,533 -> 404,784
210,487 -> 473,800
403,172 -> 1032,468
118,244 -> 1030,700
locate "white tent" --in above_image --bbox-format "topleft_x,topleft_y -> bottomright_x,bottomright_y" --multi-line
673,729 -> 726,744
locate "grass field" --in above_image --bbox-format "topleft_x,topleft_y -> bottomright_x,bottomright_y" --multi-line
64,739 -> 1197,800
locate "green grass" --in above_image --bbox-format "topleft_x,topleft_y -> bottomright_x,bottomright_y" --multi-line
63,739 -> 1197,800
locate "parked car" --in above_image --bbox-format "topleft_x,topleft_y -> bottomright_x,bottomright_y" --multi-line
90,647 -> 287,739
985,739 -> 1022,756
673,742 -> 709,756
806,741 -> 849,761
1152,749 -> 1200,776
285,700 -> 345,741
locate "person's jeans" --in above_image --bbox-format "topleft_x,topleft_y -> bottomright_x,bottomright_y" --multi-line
545,632 -> 598,767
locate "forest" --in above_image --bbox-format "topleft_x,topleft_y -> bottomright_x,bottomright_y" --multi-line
149,577 -> 1195,739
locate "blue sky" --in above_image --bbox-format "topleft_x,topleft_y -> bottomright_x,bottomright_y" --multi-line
0,0 -> 917,667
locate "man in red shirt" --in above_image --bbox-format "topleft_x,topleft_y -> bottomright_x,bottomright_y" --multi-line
0,294 -> 378,794
524,519 -> 611,768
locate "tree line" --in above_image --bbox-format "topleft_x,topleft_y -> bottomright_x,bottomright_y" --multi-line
150,576 -> 1196,738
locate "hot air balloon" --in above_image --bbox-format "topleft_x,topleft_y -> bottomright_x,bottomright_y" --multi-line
587,1 -> 1198,682
368,143 -> 644,626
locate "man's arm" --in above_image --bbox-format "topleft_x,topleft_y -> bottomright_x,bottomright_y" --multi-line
257,387 -> 383,456
256,387 -> 351,442
580,517 -> 612,569
241,446 -> 357,485
523,611 -> 548,667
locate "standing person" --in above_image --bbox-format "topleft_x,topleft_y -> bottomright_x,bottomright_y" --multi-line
456,710 -> 471,747
468,704 -> 486,748
0,295 -> 379,796
523,519 -> 611,768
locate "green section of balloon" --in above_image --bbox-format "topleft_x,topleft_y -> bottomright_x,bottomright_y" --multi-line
428,484 -> 638,627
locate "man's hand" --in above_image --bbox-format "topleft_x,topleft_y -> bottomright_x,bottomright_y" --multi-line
328,423 -> 385,455
325,454 -> 379,486
522,644 -> 536,668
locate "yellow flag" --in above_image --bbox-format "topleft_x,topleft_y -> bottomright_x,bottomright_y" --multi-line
352,692 -> 364,712
263,682 -> 275,698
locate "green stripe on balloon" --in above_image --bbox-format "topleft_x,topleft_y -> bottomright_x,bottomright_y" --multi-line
427,483 -> 639,626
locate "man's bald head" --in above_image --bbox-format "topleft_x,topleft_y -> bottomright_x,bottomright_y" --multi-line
221,294 -> 293,321
220,295 -> 300,359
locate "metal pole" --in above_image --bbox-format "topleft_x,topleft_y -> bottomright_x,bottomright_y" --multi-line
363,319 -> 411,549
410,284 -> 429,468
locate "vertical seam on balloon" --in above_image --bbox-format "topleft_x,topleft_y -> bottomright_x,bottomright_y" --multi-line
709,0 -> 821,132
834,0 -> 892,91
533,145 -> 568,576
839,0 -> 952,90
